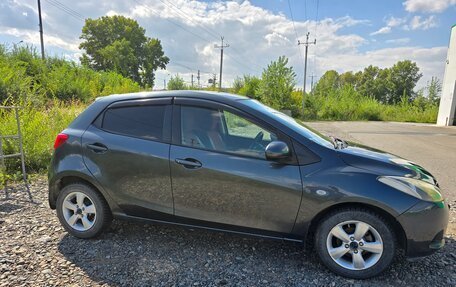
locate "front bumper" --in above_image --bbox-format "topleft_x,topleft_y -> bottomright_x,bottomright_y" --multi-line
397,200 -> 449,258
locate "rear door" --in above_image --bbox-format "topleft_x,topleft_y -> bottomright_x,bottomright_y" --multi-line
82,98 -> 174,218
169,99 -> 303,234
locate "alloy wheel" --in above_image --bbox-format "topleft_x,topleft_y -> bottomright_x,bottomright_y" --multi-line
62,191 -> 97,232
326,220 -> 383,270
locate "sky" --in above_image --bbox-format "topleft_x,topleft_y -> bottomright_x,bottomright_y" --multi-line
0,0 -> 455,90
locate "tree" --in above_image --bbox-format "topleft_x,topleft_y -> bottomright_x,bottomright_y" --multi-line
238,75 -> 261,99
232,76 -> 244,93
79,15 -> 169,87
387,60 -> 422,104
356,65 -> 389,102
167,74 -> 186,90
313,70 -> 340,96
426,76 -> 442,104
257,56 -> 296,110
339,71 -> 358,88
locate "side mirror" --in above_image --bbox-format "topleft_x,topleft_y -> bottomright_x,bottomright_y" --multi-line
265,141 -> 290,160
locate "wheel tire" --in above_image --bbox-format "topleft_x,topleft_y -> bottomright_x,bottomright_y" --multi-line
56,183 -> 112,239
315,208 -> 396,279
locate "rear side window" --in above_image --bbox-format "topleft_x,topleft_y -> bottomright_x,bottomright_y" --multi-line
101,105 -> 166,141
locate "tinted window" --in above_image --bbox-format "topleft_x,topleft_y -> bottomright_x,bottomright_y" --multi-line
181,106 -> 277,159
224,110 -> 273,141
102,105 -> 165,141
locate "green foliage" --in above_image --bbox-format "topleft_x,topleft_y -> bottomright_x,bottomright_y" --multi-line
299,84 -> 438,122
0,101 -> 86,174
425,76 -> 442,104
387,60 -> 422,104
313,61 -> 422,104
257,56 -> 296,110
167,74 -> 186,90
232,75 -> 261,99
0,44 -> 140,105
80,15 -> 169,87
313,70 -> 340,96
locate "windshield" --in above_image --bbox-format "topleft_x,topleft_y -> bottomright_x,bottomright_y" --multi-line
240,99 -> 334,148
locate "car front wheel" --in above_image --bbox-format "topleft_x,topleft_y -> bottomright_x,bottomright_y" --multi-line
315,209 -> 396,279
56,183 -> 112,239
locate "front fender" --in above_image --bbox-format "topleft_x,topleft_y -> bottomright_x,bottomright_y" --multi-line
292,165 -> 420,237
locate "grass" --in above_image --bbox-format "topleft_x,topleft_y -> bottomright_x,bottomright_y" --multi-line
296,85 -> 438,123
0,101 -> 86,177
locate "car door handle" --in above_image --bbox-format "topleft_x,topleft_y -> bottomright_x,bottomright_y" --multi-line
87,143 -> 108,153
175,158 -> 202,169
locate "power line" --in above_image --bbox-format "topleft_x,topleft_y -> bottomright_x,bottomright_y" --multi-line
44,0 -> 85,21
287,0 -> 305,69
152,0 -> 262,76
229,45 -> 264,72
224,50 -> 262,75
156,0 -> 221,40
312,0 -> 320,78
134,0 -> 213,44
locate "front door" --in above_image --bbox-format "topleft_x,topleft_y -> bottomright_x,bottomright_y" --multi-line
82,98 -> 174,218
170,100 -> 303,234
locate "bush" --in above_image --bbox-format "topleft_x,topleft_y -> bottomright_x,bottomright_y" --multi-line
0,100 -> 85,175
0,44 -> 140,105
297,84 -> 438,123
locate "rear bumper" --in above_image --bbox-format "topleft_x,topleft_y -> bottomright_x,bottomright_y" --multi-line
397,200 -> 449,258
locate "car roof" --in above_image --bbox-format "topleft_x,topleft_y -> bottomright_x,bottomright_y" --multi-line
95,90 -> 249,104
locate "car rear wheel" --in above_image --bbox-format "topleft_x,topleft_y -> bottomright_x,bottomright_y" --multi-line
56,183 -> 112,239
315,209 -> 396,279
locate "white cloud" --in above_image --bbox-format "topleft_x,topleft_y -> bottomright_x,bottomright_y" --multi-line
370,16 -> 406,37
1,27 -> 79,51
385,16 -> 406,27
370,26 -> 391,36
385,38 -> 411,44
403,0 -> 456,13
409,15 -> 438,30
0,0 -> 447,90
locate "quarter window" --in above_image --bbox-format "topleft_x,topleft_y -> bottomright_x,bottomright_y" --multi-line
102,105 -> 166,141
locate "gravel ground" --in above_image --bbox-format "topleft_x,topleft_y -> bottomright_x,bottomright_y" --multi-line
0,178 -> 455,287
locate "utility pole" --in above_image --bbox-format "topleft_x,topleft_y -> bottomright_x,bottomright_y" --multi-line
214,36 -> 229,91
37,0 -> 45,59
210,74 -> 217,89
298,32 -> 316,111
309,74 -> 316,93
197,70 -> 201,89
191,74 -> 194,88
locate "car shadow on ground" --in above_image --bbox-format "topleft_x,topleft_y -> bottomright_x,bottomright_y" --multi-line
57,219 -> 455,286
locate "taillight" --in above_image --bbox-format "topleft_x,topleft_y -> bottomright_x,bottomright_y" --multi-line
54,133 -> 69,149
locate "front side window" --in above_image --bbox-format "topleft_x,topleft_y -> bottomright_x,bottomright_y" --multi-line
102,105 -> 166,141
180,106 -> 277,159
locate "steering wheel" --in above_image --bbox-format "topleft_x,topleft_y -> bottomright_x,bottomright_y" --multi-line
248,131 -> 264,151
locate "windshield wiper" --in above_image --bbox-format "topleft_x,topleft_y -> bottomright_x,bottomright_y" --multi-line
329,136 -> 348,149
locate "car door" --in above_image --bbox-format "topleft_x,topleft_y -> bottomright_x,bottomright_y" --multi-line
82,98 -> 174,218
169,99 -> 303,234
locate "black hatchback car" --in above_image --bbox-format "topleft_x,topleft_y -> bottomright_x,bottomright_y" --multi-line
49,91 -> 449,278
